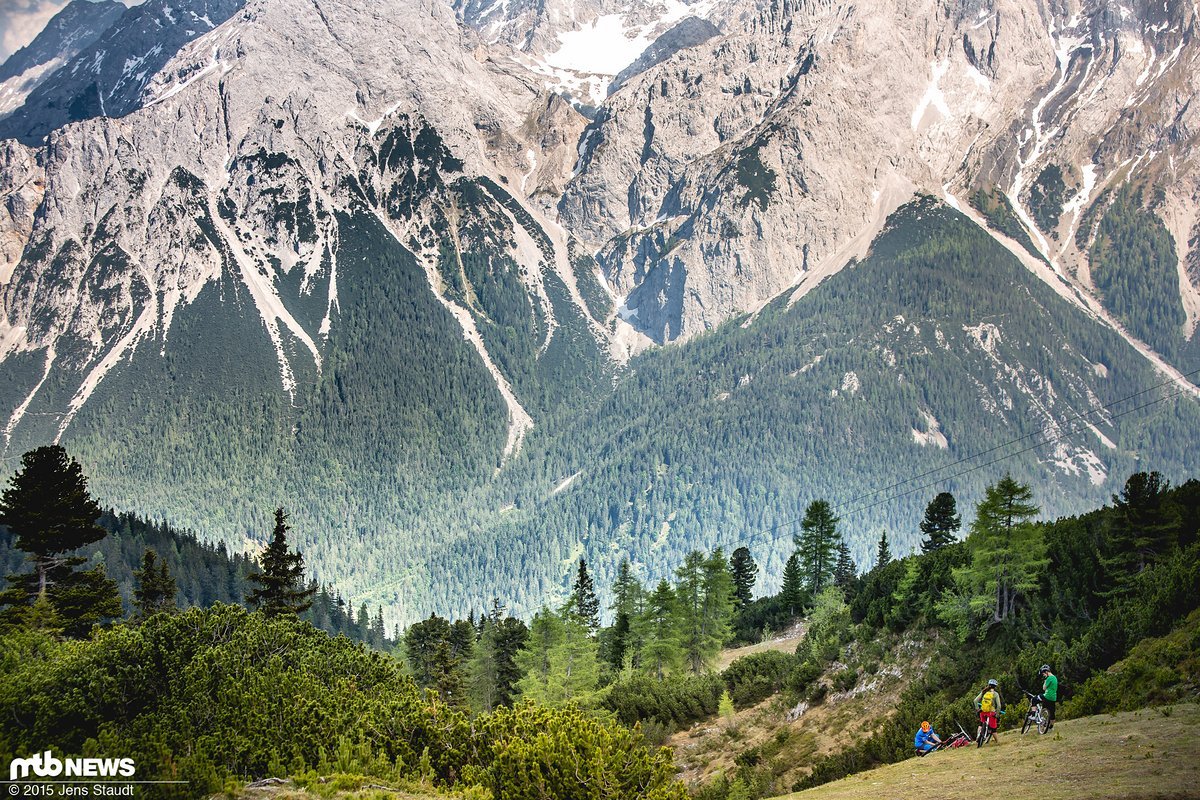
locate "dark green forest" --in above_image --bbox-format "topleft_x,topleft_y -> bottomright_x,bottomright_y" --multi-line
3,156 -> 1199,629
2,442 -> 1196,800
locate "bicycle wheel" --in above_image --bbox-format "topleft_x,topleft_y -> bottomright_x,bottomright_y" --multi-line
1038,712 -> 1050,735
1021,711 -> 1032,735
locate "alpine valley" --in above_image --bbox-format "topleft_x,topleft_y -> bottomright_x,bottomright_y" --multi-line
2,0 -> 1199,624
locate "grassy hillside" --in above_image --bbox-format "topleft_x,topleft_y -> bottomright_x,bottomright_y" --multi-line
778,704 -> 1200,800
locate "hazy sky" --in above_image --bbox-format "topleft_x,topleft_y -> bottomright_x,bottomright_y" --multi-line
0,0 -> 137,63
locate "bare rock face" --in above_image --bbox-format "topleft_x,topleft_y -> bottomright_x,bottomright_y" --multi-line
555,0 -> 1200,344
0,0 -> 125,119
0,0 -> 247,144
0,141 -> 42,287
0,0 -> 629,452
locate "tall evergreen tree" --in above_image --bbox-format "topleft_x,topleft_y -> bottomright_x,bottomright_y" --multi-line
245,508 -> 315,617
469,615 -> 502,712
944,475 -> 1046,632
779,551 -> 806,618
675,550 -> 734,673
730,546 -> 757,607
492,615 -> 529,707
797,500 -> 839,594
833,541 -> 857,593
1102,471 -> 1180,589
920,492 -> 962,552
404,613 -> 453,689
875,531 -> 892,570
132,549 -> 177,619
606,559 -> 643,670
0,445 -> 121,637
569,558 -> 601,634
636,580 -> 682,679
516,608 -> 599,705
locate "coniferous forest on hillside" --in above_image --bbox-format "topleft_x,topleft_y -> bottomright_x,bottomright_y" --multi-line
18,198 -> 1199,627
1,442 -> 1198,799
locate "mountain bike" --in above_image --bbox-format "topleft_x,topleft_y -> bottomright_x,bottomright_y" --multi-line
976,711 -> 1001,747
1021,690 -> 1050,735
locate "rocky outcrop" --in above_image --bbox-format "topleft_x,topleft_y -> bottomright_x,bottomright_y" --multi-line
549,0 -> 1200,344
0,0 -> 125,119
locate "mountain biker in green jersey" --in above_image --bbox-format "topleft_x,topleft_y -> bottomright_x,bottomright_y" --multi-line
1036,665 -> 1058,731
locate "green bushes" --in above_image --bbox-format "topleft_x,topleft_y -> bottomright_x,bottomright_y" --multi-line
722,651 -> 795,708
602,672 -> 724,729
784,660 -> 822,696
0,605 -> 685,800
1064,607 -> 1200,718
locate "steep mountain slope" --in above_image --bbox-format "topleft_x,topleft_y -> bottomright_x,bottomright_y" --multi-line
411,198 -> 1200,618
0,0 -> 125,119
558,0 -> 1200,355
0,0 -> 246,143
0,0 -> 627,620
0,0 -> 1198,624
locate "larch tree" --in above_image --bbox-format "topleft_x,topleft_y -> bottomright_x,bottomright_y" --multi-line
945,475 -> 1046,634
636,579 -> 682,680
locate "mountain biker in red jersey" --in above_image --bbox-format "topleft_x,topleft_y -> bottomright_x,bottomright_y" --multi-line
974,678 -> 1003,746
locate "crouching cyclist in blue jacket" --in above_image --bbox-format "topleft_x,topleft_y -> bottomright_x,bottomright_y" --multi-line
915,720 -> 943,756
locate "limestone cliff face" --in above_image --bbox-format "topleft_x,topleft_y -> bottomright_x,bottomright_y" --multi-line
0,0 -> 626,455
551,0 -> 1200,344
2,0 -> 1197,431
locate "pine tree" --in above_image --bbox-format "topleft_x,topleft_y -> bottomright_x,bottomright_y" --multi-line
569,558 -> 601,634
779,551 -> 805,618
404,614 -> 453,688
797,500 -> 839,594
606,559 -> 643,670
920,492 -> 962,552
875,531 -> 892,570
833,541 -> 857,593
132,549 -> 177,619
371,607 -> 387,648
245,508 -> 315,617
0,446 -> 121,637
356,602 -> 371,641
1102,471 -> 1180,590
730,546 -> 757,607
492,615 -> 529,707
433,637 -> 468,707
